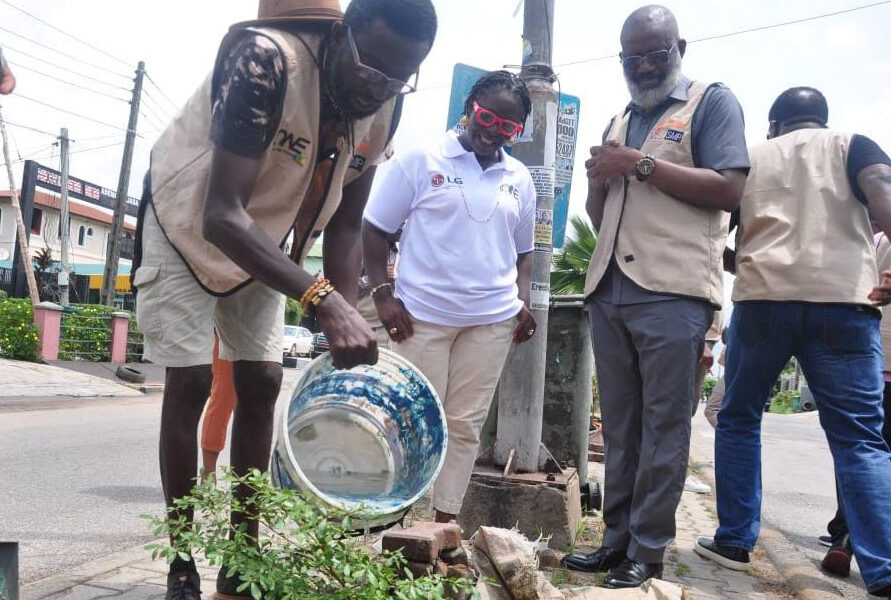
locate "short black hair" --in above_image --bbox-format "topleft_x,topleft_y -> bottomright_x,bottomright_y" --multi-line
344,0 -> 437,46
463,70 -> 533,121
769,87 -> 829,127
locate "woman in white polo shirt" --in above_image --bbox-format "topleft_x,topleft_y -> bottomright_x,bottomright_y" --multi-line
363,70 -> 537,523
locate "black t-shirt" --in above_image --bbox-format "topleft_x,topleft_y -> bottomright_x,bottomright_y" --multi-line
210,33 -> 287,159
848,134 -> 891,204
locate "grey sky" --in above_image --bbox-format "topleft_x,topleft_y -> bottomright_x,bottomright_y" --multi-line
1,0 -> 889,223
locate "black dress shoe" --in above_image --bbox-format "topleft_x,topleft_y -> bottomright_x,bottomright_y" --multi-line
561,546 -> 626,573
602,558 -> 663,589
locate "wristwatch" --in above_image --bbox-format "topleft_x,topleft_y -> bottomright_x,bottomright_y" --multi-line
635,154 -> 656,182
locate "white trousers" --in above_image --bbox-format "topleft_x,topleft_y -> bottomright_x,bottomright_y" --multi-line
393,316 -> 514,514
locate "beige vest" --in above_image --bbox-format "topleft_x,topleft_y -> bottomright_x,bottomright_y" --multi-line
876,235 -> 891,372
584,81 -> 729,307
149,26 -> 397,295
733,129 -> 876,305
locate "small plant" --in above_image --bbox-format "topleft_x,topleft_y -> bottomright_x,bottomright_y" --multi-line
146,470 -> 477,600
285,298 -> 304,327
0,298 -> 40,361
769,390 -> 798,414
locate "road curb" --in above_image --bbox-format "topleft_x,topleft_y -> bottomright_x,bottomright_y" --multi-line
690,445 -> 843,599
22,540 -> 158,599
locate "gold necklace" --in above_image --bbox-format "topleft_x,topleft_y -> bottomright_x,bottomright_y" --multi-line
452,161 -> 500,223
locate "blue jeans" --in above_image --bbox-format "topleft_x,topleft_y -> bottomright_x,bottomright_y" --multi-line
714,301 -> 891,591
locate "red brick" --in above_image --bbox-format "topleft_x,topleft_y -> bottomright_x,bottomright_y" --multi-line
404,559 -> 449,578
383,522 -> 462,562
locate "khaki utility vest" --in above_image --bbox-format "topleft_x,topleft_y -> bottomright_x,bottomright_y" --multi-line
877,235 -> 891,372
733,129 -> 876,306
148,26 -> 397,295
584,81 -> 729,307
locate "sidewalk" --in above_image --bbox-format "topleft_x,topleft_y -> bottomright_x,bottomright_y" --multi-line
0,358 -> 144,399
559,456 -> 793,599
21,421 -> 799,600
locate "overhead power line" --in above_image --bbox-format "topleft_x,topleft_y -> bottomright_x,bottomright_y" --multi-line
14,93 -> 141,137
144,72 -> 181,113
0,25 -> 131,80
14,63 -> 130,103
555,0 -> 891,68
1,118 -> 57,137
2,44 -> 131,92
0,140 -> 126,169
0,0 -> 132,68
140,91 -> 175,123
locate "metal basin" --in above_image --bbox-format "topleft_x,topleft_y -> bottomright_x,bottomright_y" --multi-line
271,349 -> 447,529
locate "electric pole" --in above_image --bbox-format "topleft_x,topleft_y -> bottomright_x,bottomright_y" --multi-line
0,104 -> 39,305
494,0 -> 558,473
59,127 -> 70,305
101,61 -> 144,306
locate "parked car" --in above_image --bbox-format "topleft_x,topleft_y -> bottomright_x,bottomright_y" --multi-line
283,325 -> 313,357
310,332 -> 329,358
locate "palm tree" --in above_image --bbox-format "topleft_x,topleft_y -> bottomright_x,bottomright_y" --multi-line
550,215 -> 597,295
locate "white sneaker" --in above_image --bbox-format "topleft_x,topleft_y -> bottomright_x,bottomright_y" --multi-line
684,475 -> 711,494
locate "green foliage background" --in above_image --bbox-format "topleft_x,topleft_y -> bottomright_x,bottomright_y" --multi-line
0,298 -> 40,361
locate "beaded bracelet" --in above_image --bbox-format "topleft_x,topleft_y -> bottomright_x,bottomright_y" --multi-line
300,277 -> 334,311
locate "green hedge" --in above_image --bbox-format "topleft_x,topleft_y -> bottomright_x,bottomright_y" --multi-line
59,304 -> 120,362
0,298 -> 40,361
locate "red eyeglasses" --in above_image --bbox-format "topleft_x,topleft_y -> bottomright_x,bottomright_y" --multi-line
472,101 -> 524,137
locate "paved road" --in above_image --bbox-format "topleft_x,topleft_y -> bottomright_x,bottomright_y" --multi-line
694,410 -> 870,599
0,364 -> 305,585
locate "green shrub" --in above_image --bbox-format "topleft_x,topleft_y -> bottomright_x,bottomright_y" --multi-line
147,470 -> 476,600
701,376 -> 718,401
0,289 -> 8,300
59,303 -> 120,362
769,390 -> 798,414
285,297 -> 304,326
0,298 -> 40,361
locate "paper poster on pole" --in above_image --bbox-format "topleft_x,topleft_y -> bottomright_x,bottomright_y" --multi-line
553,94 -> 581,248
530,281 -> 550,311
534,209 -> 553,252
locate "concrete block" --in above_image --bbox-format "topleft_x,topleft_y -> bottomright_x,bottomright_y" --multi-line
383,522 -> 461,562
439,546 -> 469,567
458,471 -> 581,551
404,559 -> 448,578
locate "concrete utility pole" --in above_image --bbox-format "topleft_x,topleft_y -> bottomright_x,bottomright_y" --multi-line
59,127 -> 70,306
494,0 -> 558,473
101,61 -> 144,306
0,104 -> 39,305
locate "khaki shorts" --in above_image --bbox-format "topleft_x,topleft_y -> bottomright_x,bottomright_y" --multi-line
134,205 -> 285,367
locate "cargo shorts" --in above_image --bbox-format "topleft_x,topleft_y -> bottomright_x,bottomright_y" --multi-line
133,205 -> 285,367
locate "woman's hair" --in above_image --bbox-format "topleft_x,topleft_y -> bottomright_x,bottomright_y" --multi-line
463,70 -> 532,122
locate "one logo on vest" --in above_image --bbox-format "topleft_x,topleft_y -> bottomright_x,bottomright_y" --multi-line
650,119 -> 687,144
274,129 -> 311,166
431,173 -> 444,187
499,183 -> 521,201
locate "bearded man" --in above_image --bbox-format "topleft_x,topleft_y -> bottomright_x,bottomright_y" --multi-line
561,4 -> 749,589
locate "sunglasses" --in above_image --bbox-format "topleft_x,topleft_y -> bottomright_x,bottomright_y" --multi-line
346,27 -> 418,96
619,44 -> 676,70
471,101 -> 524,137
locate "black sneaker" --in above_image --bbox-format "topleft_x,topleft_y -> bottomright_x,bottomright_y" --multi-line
214,566 -> 254,600
821,534 -> 852,578
818,535 -> 833,548
166,570 -> 202,600
693,537 -> 750,571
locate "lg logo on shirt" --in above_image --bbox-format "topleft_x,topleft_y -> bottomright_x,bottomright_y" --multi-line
431,173 -> 463,187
